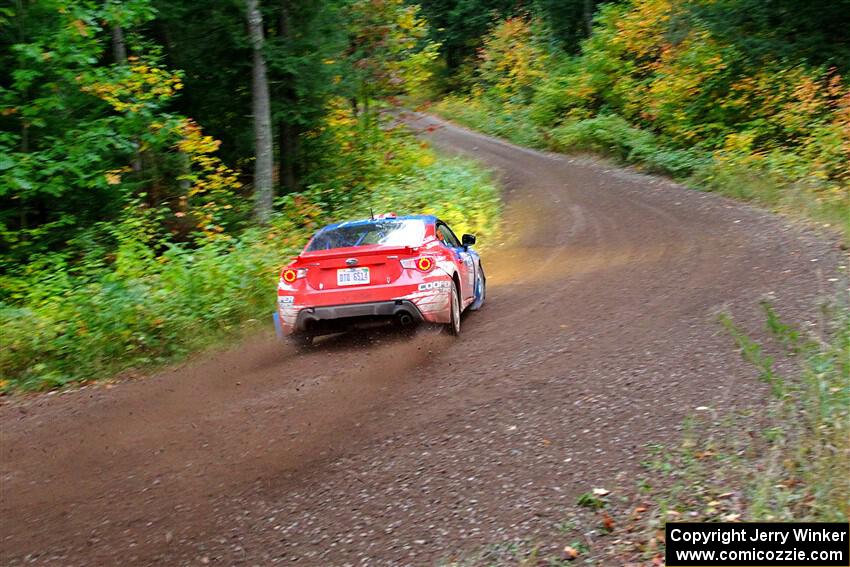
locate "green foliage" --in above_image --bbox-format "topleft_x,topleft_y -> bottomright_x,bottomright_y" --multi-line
151,0 -> 349,188
576,492 -> 606,509
474,16 -> 549,106
346,0 -> 441,110
1,0 -> 146,258
0,0 -> 248,272
432,0 -> 850,244
550,114 -> 710,177
417,0 -> 613,88
0,233 -> 280,390
434,96 -> 547,149
417,0 -> 519,76
551,114 -> 649,157
689,0 -> 850,72
371,157 -> 501,241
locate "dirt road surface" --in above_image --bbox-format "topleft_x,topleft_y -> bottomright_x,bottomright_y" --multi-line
1,113 -> 843,566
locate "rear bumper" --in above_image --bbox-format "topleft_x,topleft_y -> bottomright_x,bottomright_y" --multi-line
285,300 -> 423,336
277,277 -> 454,336
298,299 -> 422,323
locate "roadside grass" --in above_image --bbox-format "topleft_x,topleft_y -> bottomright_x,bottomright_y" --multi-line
716,301 -> 850,522
444,296 -> 849,565
431,97 -> 850,247
0,152 -> 501,393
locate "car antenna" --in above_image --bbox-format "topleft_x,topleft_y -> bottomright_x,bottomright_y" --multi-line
370,207 -> 375,220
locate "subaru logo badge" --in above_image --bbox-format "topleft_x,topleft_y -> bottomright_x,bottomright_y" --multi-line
345,258 -> 358,266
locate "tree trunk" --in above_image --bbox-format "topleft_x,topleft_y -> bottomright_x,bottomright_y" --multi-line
277,0 -> 290,42
276,0 -> 297,194
111,24 -> 127,63
583,0 -> 594,37
108,20 -> 144,174
246,0 -> 274,223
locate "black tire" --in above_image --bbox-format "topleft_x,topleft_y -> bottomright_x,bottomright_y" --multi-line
446,283 -> 461,336
470,264 -> 486,311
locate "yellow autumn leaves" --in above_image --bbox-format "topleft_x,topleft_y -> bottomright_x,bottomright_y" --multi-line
477,17 -> 548,106
84,58 -> 242,240
175,119 -> 243,241
82,57 -> 183,114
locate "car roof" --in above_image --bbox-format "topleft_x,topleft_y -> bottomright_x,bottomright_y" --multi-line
318,214 -> 437,232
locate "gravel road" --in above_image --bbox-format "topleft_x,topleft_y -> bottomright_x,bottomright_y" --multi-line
1,113 -> 843,566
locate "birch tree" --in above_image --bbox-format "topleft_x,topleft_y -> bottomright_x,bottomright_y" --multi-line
245,0 -> 274,222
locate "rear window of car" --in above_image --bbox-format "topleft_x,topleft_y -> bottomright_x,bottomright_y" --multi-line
305,219 -> 426,251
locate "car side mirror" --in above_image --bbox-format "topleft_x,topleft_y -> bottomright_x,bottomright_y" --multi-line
461,233 -> 476,248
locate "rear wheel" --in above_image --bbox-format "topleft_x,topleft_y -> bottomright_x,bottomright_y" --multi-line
446,283 -> 461,336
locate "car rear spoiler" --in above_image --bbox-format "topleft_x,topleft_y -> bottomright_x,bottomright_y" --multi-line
297,245 -> 417,262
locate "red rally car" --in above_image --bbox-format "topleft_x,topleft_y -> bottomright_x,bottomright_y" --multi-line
274,214 -> 486,347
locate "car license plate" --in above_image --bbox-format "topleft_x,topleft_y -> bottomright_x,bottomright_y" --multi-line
337,267 -> 370,286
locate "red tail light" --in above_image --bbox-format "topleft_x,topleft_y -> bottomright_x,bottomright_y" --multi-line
401,257 -> 434,272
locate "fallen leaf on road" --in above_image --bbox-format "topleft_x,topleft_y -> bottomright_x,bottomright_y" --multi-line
602,511 -> 615,531
562,545 -> 579,560
592,488 -> 610,496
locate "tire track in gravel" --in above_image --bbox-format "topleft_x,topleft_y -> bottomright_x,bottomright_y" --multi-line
0,113 -> 843,566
